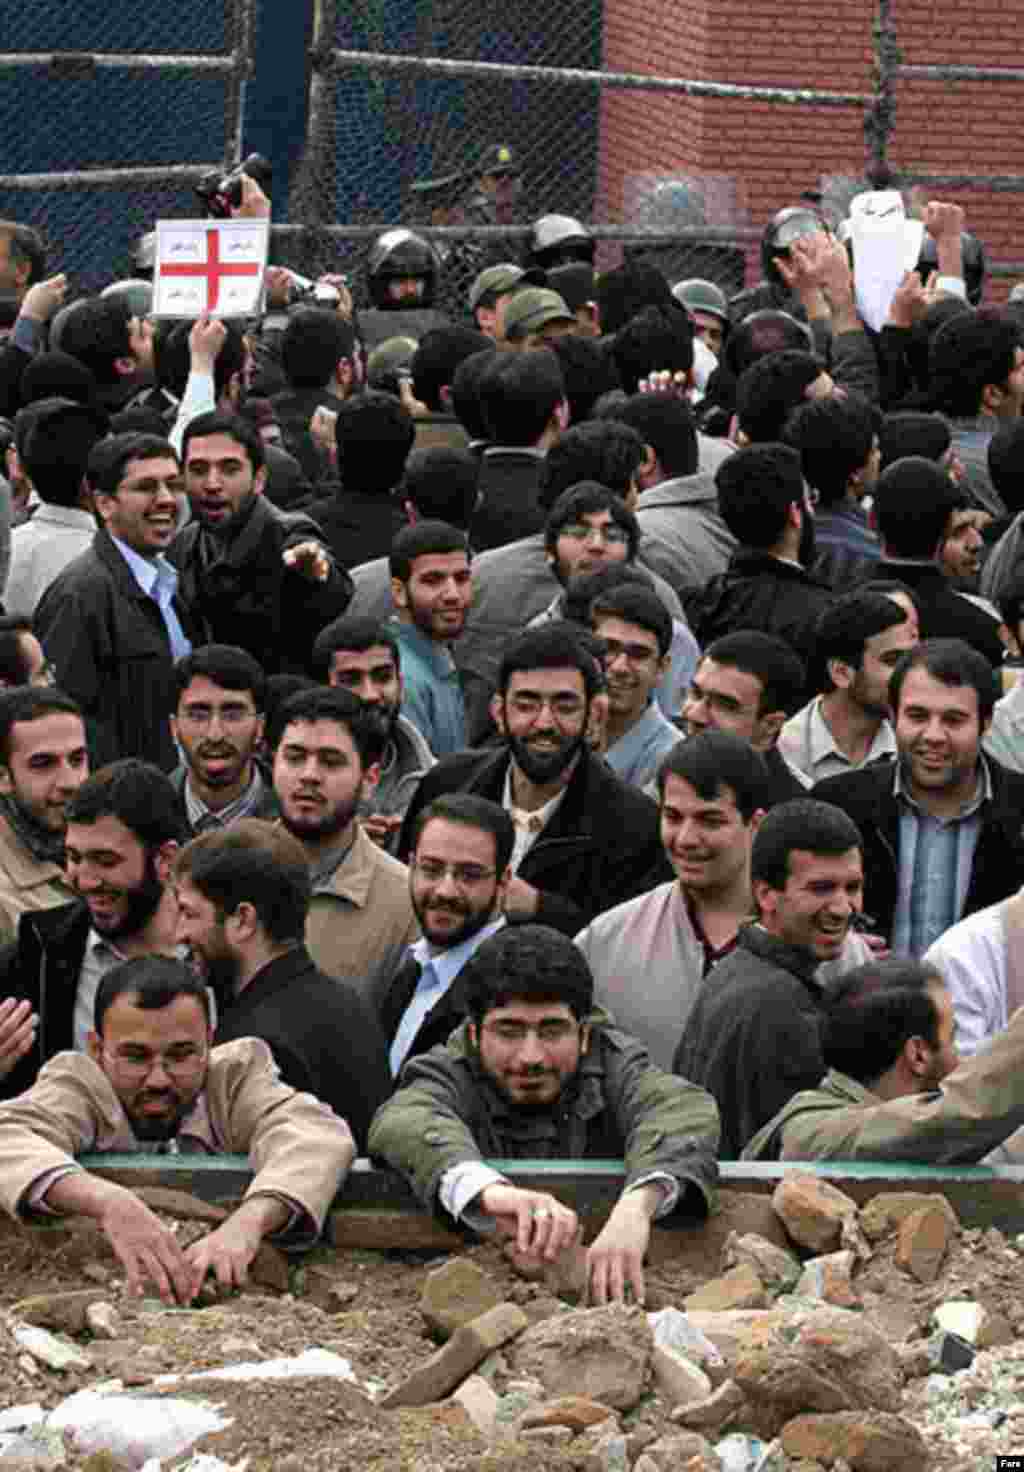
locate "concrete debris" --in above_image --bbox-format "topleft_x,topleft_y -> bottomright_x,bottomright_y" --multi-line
722,1233 -> 802,1296
895,1201 -> 953,1283
379,1301 -> 528,1409
684,1264 -> 768,1313
780,1409 -> 929,1471
858,1191 -> 959,1244
671,1378 -> 746,1435
771,1174 -> 863,1255
11,1325 -> 91,1374
651,1343 -> 713,1406
507,1303 -> 653,1412
795,1250 -> 861,1309
419,1257 -> 505,1340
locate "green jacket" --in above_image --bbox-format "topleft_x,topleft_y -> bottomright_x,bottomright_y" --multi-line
368,1014 -> 719,1220
743,1004 -> 1024,1163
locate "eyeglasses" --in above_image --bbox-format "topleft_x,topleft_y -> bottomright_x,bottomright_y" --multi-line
177,702 -> 259,727
482,1019 -> 580,1045
104,1043 -> 206,1079
600,638 -> 660,665
559,523 -> 629,546
413,857 -> 496,887
507,693 -> 585,719
117,475 -> 184,499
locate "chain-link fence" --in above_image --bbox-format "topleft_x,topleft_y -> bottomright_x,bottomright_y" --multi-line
0,0 -> 256,296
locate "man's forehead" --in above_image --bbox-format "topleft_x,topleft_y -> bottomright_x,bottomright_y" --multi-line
65,814 -> 140,851
330,644 -> 398,672
101,995 -> 209,1047
185,433 -> 248,463
179,674 -> 256,703
279,718 -> 356,751
593,614 -> 657,646
785,846 -> 863,882
416,816 -> 495,860
485,999 -> 576,1022
409,550 -> 469,575
506,666 -> 585,694
699,659 -> 763,700
10,710 -> 86,754
662,772 -> 741,815
897,667 -> 979,715
121,454 -> 180,483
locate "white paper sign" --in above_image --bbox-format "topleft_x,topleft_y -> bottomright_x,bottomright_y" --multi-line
152,219 -> 269,318
848,190 -> 924,333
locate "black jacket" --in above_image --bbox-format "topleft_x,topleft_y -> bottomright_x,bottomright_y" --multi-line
35,529 -> 201,771
374,949 -> 477,1065
854,559 -> 1004,667
673,924 -> 826,1158
306,486 -> 404,572
811,757 -> 1024,940
170,494 -> 352,676
686,548 -> 834,674
0,900 -> 92,1099
398,746 -> 665,934
269,385 -> 345,488
470,448 -> 545,553
213,944 -> 392,1151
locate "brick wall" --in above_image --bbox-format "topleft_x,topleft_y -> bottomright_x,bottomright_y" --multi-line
597,0 -> 1024,300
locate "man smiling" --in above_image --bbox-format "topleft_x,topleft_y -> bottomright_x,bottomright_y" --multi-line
673,798 -> 865,1157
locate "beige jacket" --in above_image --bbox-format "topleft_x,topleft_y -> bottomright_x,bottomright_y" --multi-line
0,813 -> 75,945
305,823 -> 419,998
0,1037 -> 354,1238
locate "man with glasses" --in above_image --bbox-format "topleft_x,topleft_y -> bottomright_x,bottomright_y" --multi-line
36,433 -> 198,771
381,794 -> 512,1075
588,583 -> 681,790
0,955 -> 355,1304
399,625 -> 665,934
170,645 -> 278,834
369,924 -> 719,1306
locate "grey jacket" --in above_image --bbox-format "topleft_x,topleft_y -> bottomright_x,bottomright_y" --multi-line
368,1015 -> 719,1220
634,471 -> 737,603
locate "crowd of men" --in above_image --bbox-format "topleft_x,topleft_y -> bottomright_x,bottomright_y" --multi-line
3,157 -> 1024,1308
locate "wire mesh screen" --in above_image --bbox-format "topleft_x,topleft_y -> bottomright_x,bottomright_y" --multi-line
0,0 -> 254,296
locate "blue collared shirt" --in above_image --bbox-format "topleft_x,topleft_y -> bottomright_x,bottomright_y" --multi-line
605,700 -> 682,790
391,619 -> 466,757
891,758 -> 991,958
110,535 -> 192,660
389,916 -> 506,1076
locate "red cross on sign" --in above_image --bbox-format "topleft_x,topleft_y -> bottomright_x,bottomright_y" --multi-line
160,227 -> 261,312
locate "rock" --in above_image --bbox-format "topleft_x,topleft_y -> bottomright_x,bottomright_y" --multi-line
895,1202 -> 952,1283
519,1396 -> 617,1432
795,1251 -> 861,1309
636,1430 -> 721,1470
83,1302 -> 120,1340
218,1336 -> 260,1356
683,1311 -> 789,1371
684,1265 -> 767,1313
11,1324 -> 91,1372
671,1378 -> 745,1434
80,1263 -> 110,1285
780,1410 -> 928,1471
578,1425 -> 629,1472
379,1301 -> 529,1408
249,1240 -> 291,1293
771,1174 -> 861,1255
300,1265 -> 359,1312
928,1331 -> 975,1373
520,1425 -> 573,1443
507,1303 -> 653,1412
8,1291 -> 110,1336
452,1374 -> 499,1438
493,1387 -> 544,1436
858,1191 -> 958,1244
733,1305 -> 902,1440
933,1299 -> 986,1344
420,1257 -> 505,1339
651,1344 -> 713,1406
541,1240 -> 591,1302
722,1233 -> 802,1296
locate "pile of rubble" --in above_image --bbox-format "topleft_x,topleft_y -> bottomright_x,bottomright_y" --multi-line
4,1174 -> 1024,1470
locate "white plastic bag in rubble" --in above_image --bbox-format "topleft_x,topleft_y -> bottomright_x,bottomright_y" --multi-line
46,1388 -> 229,1468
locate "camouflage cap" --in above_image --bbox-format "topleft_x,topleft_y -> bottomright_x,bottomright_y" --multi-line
502,288 -> 575,340
468,262 -> 525,313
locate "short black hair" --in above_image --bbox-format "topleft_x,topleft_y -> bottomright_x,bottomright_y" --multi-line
888,637 -> 999,724
782,393 -> 877,507
497,622 -> 603,700
546,334 -> 621,424
539,419 -> 645,512
611,305 -> 695,394
464,923 -> 594,1023
157,319 -> 247,401
544,482 -> 639,561
335,390 -> 414,496
267,684 -> 387,768
703,631 -> 807,716
751,798 -> 863,892
389,519 -> 469,583
312,615 -> 400,680
478,348 -> 565,447
813,592 -> 910,693
0,618 -> 37,690
181,410 -> 265,475
656,729 -> 770,820
59,297 -> 133,386
412,325 -> 492,413
411,793 -> 515,875
174,819 -> 311,944
821,957 -> 945,1085
735,350 -> 825,442
997,574 -> 1024,631
872,457 -> 967,559
173,644 -> 267,713
450,348 -> 499,440
0,220 -> 45,286
715,443 -> 805,548
0,686 -> 83,765
878,410 -> 952,473
562,563 -> 656,625
92,433 -> 179,497
590,581 -> 673,657
930,306 -> 1022,417
65,759 -> 189,848
988,419 -> 1024,515
399,446 -> 479,530
94,954 -> 212,1035
280,307 -> 356,389
724,309 -> 813,378
611,392 -> 699,478
595,261 -> 675,337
